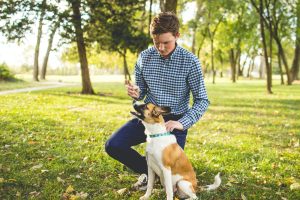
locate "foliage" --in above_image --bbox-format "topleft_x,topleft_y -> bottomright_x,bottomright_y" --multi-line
87,0 -> 150,55
0,80 -> 299,199
0,63 -> 15,81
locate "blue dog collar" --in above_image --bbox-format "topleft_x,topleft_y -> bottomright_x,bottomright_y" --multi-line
149,132 -> 172,138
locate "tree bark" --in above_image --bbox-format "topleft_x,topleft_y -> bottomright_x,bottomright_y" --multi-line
122,48 -> 131,81
290,0 -> 300,81
33,0 -> 46,81
41,19 -> 60,80
229,49 -> 236,83
277,51 -> 284,85
259,0 -> 272,94
71,0 -> 94,94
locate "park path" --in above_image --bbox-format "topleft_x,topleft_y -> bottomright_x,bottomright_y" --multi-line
0,82 -> 79,95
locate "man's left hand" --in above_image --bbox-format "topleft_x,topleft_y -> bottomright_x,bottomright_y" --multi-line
165,120 -> 183,132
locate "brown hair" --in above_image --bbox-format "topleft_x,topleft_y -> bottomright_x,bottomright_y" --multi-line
150,12 -> 179,36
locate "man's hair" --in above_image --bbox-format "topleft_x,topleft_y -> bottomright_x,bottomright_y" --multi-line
150,12 -> 179,36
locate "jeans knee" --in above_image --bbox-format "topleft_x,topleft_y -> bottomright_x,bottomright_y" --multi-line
105,140 -> 113,155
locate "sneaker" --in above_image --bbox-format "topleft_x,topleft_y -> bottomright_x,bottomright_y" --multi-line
133,174 -> 147,191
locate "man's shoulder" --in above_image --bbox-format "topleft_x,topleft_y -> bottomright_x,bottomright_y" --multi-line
176,46 -> 198,60
140,46 -> 156,57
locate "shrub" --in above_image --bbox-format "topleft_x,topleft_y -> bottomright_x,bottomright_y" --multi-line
0,63 -> 15,81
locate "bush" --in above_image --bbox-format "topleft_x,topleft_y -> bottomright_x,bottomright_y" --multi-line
0,63 -> 15,81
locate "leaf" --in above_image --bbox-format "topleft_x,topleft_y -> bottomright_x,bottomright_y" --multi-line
290,182 -> 300,190
57,177 -> 65,183
241,193 -> 247,200
117,188 -> 127,195
30,164 -> 43,170
66,185 -> 75,193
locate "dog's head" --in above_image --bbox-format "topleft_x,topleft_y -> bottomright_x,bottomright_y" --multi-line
131,102 -> 171,124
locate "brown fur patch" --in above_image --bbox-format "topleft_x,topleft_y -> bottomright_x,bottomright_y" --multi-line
162,143 -> 197,191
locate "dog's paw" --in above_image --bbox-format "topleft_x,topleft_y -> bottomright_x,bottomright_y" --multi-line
139,195 -> 149,200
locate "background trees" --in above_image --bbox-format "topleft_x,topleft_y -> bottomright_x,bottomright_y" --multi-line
0,0 -> 299,94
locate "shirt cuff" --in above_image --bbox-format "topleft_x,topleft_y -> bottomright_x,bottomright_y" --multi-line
178,117 -> 192,131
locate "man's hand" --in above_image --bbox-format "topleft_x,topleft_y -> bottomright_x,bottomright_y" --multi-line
125,80 -> 140,99
165,120 -> 183,132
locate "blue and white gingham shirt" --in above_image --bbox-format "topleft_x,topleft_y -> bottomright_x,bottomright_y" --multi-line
135,45 -> 210,130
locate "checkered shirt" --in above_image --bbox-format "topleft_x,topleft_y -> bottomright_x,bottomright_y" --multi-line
135,45 -> 210,130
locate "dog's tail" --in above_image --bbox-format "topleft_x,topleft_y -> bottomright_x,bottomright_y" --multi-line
203,172 -> 222,191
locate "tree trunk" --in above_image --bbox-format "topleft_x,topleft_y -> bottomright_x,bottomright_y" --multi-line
211,39 -> 215,84
229,49 -> 236,83
290,0 -> 300,81
259,0 -> 272,94
123,48 -> 131,81
277,51 -> 284,85
71,0 -> 94,94
273,34 -> 292,85
33,0 -> 46,81
160,0 -> 177,13
41,19 -> 60,80
148,0 -> 153,37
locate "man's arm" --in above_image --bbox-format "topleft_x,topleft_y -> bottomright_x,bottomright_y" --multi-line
178,59 -> 210,130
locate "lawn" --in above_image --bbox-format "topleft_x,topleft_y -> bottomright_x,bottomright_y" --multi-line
0,78 -> 299,199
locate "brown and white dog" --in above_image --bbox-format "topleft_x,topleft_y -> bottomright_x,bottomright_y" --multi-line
131,102 -> 221,200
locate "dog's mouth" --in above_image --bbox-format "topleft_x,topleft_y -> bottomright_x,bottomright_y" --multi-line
130,111 -> 145,119
130,102 -> 146,120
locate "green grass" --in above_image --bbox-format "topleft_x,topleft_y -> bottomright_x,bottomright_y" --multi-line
0,79 -> 299,199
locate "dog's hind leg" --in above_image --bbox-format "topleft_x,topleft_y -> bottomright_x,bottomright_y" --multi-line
177,180 -> 198,200
140,167 -> 155,200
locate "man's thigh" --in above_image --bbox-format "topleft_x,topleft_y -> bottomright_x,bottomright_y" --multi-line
108,118 -> 146,147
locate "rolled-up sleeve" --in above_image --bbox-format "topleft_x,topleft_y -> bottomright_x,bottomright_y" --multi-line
135,54 -> 147,101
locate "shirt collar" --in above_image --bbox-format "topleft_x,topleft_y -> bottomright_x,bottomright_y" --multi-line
154,43 -> 180,61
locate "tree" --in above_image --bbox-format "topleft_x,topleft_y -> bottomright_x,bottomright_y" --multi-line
69,0 -> 94,94
251,0 -> 294,85
290,0 -> 300,81
33,0 -> 46,81
87,0 -> 150,81
160,0 -> 178,13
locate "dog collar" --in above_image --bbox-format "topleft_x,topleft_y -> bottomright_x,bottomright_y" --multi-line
149,132 -> 172,138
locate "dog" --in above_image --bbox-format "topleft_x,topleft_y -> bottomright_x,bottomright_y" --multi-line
131,102 -> 221,200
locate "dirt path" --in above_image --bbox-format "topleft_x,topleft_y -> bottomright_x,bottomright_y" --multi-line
0,82 -> 78,95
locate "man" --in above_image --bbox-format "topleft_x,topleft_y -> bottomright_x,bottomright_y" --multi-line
105,12 -> 209,190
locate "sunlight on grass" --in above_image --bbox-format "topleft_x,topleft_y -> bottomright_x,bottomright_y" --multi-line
0,80 -> 299,199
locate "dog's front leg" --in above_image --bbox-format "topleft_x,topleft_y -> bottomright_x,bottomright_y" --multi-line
162,168 -> 173,200
139,166 -> 155,200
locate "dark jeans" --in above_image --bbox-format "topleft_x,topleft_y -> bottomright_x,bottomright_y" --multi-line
105,114 -> 187,174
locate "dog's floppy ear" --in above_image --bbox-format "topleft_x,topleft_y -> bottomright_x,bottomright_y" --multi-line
152,106 -> 171,117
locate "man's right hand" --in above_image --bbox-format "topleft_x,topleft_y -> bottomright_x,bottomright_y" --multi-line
125,80 -> 140,99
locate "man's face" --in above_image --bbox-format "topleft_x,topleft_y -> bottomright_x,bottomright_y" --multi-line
152,32 -> 179,58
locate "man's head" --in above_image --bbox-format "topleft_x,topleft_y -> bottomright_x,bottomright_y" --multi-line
150,12 -> 180,58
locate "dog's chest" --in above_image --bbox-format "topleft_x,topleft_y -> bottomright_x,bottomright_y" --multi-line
146,136 -> 177,174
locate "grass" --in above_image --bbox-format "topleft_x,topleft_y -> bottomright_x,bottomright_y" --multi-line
0,78 -> 300,199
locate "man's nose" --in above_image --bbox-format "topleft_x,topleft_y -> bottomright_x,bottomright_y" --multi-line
158,43 -> 165,51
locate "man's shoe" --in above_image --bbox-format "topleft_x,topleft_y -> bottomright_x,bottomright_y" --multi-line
133,174 -> 147,191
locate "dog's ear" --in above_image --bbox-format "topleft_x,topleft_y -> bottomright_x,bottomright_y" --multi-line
152,106 -> 171,117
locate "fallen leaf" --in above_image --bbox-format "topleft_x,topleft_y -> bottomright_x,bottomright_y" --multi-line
31,164 -> 43,170
57,177 -> 65,183
241,193 -> 247,200
66,185 -> 75,193
117,188 -> 127,195
77,192 -> 88,199
290,182 -> 300,190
